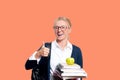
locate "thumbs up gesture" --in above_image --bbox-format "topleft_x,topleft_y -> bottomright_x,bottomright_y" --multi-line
35,41 -> 50,59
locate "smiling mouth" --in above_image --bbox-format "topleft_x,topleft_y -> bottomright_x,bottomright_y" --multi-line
57,34 -> 63,36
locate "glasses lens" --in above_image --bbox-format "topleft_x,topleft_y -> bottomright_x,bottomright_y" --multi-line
54,26 -> 67,30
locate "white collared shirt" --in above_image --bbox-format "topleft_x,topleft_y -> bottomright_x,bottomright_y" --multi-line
29,40 -> 72,70
50,40 -> 72,71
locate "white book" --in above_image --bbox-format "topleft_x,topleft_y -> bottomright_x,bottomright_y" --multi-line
54,63 -> 87,79
58,63 -> 81,69
61,72 -> 87,77
61,68 -> 85,73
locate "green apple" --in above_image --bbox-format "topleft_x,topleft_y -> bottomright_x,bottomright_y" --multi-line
66,57 -> 75,65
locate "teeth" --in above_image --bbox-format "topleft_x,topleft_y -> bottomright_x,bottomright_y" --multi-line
58,34 -> 62,36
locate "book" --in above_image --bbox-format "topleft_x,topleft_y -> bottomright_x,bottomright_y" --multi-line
57,63 -> 81,69
61,68 -> 85,73
55,63 -> 87,78
61,72 -> 87,77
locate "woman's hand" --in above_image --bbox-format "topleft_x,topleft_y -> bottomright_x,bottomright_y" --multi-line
35,42 -> 50,59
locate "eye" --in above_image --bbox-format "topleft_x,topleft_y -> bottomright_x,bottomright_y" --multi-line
53,26 -> 59,29
61,26 -> 66,29
53,25 -> 67,30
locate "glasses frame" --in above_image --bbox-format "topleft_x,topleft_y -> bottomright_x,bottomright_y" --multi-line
53,25 -> 69,31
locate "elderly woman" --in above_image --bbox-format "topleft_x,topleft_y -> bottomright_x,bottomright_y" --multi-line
25,17 -> 83,80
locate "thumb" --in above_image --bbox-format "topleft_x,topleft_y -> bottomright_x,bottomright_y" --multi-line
42,41 -> 45,48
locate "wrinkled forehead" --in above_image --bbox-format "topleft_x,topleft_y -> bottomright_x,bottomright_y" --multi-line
54,20 -> 70,27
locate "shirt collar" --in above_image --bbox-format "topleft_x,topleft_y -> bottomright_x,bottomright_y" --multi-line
52,40 -> 72,50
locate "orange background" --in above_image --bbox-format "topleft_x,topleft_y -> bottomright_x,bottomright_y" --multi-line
0,0 -> 120,80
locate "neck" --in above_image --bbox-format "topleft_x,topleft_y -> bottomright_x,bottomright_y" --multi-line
56,39 -> 68,49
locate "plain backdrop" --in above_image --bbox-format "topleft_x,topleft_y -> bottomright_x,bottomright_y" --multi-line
0,0 -> 120,80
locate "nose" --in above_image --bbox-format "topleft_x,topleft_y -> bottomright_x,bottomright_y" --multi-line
58,28 -> 62,32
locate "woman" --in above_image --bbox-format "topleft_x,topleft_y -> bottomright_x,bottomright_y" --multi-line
25,17 -> 83,80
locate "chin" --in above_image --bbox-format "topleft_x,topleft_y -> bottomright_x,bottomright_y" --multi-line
56,38 -> 64,42
56,35 -> 66,41
57,38 -> 63,41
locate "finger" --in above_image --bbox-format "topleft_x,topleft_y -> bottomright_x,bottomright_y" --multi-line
44,48 -> 50,53
44,47 -> 50,51
42,41 -> 45,48
45,50 -> 49,54
40,52 -> 47,57
43,52 -> 49,56
44,54 -> 48,57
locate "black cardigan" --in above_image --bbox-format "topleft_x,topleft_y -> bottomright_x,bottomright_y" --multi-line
25,43 -> 83,80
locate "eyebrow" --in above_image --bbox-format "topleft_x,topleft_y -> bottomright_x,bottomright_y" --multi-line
54,25 -> 66,27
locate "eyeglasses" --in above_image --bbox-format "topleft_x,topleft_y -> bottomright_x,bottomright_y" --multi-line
53,26 -> 69,30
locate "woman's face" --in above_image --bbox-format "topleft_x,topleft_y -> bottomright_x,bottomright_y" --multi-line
53,20 -> 71,42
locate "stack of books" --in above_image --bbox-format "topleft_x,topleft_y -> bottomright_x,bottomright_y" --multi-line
55,63 -> 87,78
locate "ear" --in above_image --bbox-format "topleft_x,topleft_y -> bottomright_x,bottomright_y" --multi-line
68,28 -> 72,33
